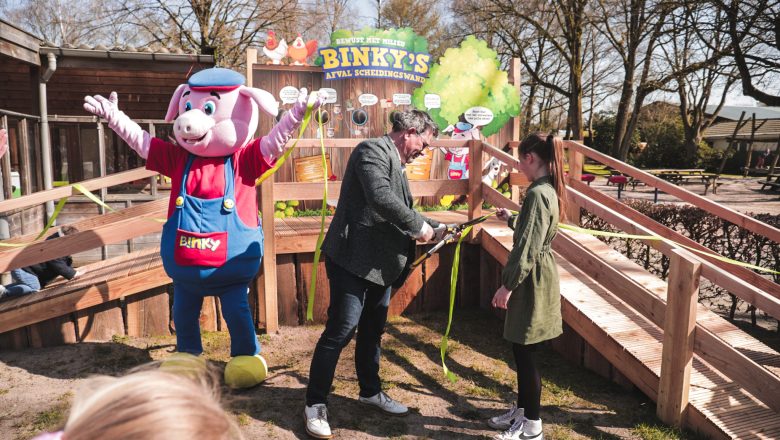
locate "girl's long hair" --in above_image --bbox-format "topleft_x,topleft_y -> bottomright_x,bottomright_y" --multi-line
519,132 -> 568,221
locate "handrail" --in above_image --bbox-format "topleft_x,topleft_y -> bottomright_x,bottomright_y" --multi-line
280,138 -> 470,149
564,140 -> 780,244
0,167 -> 158,214
273,179 -> 468,202
0,109 -> 41,120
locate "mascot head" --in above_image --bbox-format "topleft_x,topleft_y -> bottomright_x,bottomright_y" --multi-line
165,68 -> 279,157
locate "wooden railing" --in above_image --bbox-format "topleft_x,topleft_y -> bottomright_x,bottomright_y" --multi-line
476,139 -> 780,427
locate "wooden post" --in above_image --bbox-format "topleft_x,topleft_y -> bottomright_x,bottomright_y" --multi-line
1,116 -> 12,200
17,119 -> 32,196
258,177 -> 278,333
717,111 -> 747,175
657,248 -> 702,427
468,140 -> 483,240
246,48 -> 258,88
766,134 -> 780,178
566,141 -> 584,224
508,58 -> 522,205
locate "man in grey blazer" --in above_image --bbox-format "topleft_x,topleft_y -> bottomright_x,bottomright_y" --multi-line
304,110 -> 445,438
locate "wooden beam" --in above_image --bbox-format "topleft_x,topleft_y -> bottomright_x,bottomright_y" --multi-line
658,249 -> 701,426
0,265 -> 170,334
0,167 -> 158,214
569,180 -> 780,309
246,48 -> 257,88
468,140 -> 484,239
564,140 -> 780,244
509,172 -> 531,187
567,146 -> 584,225
274,179 -> 468,201
482,183 -> 519,211
0,199 -> 166,271
259,178 -> 278,333
483,143 -> 522,170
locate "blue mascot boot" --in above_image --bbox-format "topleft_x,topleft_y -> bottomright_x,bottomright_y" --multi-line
224,354 -> 268,389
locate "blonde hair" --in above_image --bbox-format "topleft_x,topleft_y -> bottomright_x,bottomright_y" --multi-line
61,363 -> 243,440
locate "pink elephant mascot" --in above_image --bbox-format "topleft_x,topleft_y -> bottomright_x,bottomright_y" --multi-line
84,68 -> 323,388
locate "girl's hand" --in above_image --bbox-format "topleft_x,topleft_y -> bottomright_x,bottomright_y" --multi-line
491,285 -> 512,309
496,208 -> 511,222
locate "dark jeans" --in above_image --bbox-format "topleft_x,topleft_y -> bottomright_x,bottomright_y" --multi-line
306,258 -> 391,406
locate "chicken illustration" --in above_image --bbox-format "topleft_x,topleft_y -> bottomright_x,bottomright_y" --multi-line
288,34 -> 318,66
263,30 -> 287,65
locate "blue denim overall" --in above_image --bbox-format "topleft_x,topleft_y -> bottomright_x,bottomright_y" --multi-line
160,154 -> 263,356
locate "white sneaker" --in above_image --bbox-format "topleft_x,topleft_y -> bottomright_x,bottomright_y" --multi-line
304,404 -> 332,439
488,403 -> 524,430
358,391 -> 409,416
494,417 -> 543,440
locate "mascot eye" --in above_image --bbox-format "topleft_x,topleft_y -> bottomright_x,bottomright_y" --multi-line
204,102 -> 216,115
184,101 -> 193,111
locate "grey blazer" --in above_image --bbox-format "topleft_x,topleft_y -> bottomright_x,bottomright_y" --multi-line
322,135 -> 441,287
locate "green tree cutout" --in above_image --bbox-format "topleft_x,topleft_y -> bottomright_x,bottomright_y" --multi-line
412,36 -> 520,137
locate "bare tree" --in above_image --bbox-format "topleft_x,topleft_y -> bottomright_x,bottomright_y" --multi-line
713,0 -> 780,105
662,3 -> 736,159
114,0 -> 301,67
379,0 -> 449,59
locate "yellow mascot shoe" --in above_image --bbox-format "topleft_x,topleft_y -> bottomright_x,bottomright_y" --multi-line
159,352 -> 208,378
224,354 -> 268,389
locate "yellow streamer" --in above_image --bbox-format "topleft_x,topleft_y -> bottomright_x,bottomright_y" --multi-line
307,109 -> 328,321
256,95 -> 317,186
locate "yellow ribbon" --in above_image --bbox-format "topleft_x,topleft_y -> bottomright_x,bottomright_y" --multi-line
307,108 -> 328,321
440,224 -> 473,383
558,223 -> 780,275
256,95 -> 317,186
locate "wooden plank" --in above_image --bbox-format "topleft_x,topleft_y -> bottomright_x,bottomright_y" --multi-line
273,179 -> 468,201
483,183 -> 517,211
200,296 -> 218,332
658,249 -> 702,426
569,179 -> 779,303
0,327 -> 29,350
296,253 -> 330,324
259,178 -> 278,332
0,198 -> 167,271
28,315 -> 77,348
0,167 -> 158,214
76,300 -> 125,342
276,254 -> 299,325
564,140 -> 780,244
567,184 -> 780,319
389,253 -> 424,316
468,140 -> 483,238
125,286 -> 170,337
508,172 -> 531,187
483,143 -> 521,170
0,265 -> 171,334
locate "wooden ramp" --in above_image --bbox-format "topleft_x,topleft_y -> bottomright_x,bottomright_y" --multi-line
480,219 -> 780,440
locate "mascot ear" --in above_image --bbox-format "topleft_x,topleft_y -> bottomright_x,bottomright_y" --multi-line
165,84 -> 189,122
239,86 -> 279,118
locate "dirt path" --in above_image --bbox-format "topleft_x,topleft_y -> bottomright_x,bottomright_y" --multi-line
0,311 -> 696,440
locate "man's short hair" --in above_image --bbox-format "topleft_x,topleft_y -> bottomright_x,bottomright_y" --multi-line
389,110 -> 439,137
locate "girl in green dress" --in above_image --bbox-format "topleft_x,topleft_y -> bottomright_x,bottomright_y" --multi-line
488,133 -> 567,440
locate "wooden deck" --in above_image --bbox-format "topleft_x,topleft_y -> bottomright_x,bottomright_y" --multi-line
480,220 -> 780,440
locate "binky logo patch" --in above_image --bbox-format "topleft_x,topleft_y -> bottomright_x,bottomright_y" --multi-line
174,229 -> 228,267
179,236 -> 222,252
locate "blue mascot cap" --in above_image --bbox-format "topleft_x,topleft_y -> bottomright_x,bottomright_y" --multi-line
189,68 -> 246,91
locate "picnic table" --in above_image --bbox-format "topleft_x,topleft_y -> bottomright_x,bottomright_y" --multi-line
760,173 -> 780,191
648,169 -> 720,196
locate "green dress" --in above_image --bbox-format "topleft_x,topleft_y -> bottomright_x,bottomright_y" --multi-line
501,176 -> 562,345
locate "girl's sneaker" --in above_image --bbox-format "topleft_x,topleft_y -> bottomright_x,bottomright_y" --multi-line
494,417 -> 543,440
487,403 -> 524,430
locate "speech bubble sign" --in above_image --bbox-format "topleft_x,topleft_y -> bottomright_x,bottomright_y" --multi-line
279,86 -> 300,104
392,93 -> 411,105
320,88 -> 338,104
358,93 -> 378,106
464,106 -> 494,126
424,94 -> 441,109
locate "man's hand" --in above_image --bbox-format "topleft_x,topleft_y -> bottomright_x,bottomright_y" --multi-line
417,222 -> 435,242
491,285 -> 512,309
74,268 -> 87,278
496,208 -> 512,222
84,92 -> 122,125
